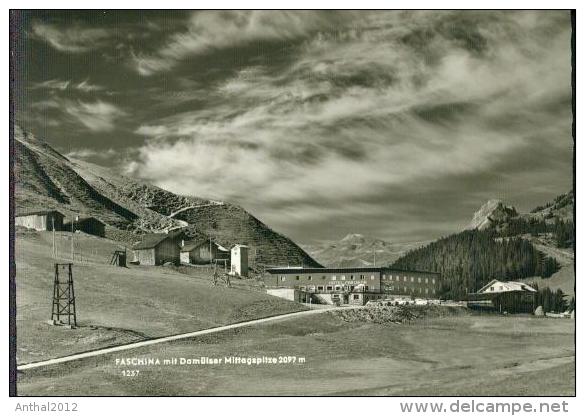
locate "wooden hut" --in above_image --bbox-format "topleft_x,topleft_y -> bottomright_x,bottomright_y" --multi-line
132,231 -> 184,266
15,210 -> 64,231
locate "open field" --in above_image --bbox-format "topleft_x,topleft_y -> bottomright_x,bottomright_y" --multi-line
18,313 -> 574,396
15,229 -> 305,364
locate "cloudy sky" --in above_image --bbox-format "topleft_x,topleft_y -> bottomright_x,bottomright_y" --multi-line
13,10 -> 573,243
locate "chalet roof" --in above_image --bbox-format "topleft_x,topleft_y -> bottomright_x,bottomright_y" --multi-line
16,209 -> 64,217
133,230 -> 183,250
476,279 -> 537,294
63,216 -> 105,225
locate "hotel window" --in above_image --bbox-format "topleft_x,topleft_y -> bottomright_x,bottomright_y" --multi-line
332,276 -> 337,281
300,286 -> 306,290
322,276 -> 327,280
353,294 -> 360,300
389,275 -> 393,281
411,277 -> 414,282
350,275 -> 354,280
432,289 -> 436,294
318,286 -> 324,291
425,288 -> 429,294
335,285 -> 341,291
432,278 -> 436,284
419,288 -> 422,293
425,278 -> 429,284
341,275 -> 346,280
308,276 -> 312,280
418,277 -> 421,283
326,285 -> 333,291
282,277 -> 286,281
403,276 -> 407,282
371,275 -> 375,280
295,276 -> 300,280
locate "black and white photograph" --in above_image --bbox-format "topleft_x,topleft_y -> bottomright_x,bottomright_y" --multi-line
8,7 -> 576,402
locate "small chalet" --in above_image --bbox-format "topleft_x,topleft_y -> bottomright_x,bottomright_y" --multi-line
474,279 -> 537,313
180,238 -> 229,264
15,210 -> 64,231
132,231 -> 185,266
64,216 -> 106,237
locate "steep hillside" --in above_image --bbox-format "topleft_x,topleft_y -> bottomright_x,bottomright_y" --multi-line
528,190 -> 574,223
15,128 -> 138,228
13,127 -> 320,267
173,204 -> 321,267
393,230 -> 560,299
394,193 -> 575,299
304,233 -> 431,267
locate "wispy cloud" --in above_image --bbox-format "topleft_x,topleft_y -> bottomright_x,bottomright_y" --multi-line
17,11 -> 573,243
66,147 -> 117,159
32,78 -> 106,93
132,10 -> 354,76
31,21 -> 111,53
64,100 -> 126,132
128,11 -> 572,241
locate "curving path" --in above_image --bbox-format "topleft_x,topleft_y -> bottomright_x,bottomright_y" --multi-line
18,306 -> 360,371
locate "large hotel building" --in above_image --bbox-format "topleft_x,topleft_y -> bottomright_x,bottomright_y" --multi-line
264,267 -> 441,306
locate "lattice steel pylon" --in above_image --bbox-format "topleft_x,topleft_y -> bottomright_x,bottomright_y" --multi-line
51,263 -> 77,327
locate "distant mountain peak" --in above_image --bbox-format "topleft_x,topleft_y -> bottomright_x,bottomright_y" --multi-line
341,233 -> 366,242
467,199 -> 518,230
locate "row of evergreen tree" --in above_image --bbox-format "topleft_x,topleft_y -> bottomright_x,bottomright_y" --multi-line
497,217 -> 574,249
392,229 -> 560,300
532,283 -> 571,313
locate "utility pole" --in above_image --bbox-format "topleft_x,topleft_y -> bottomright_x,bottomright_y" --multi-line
52,217 -> 56,259
71,216 -> 74,261
71,215 -> 78,262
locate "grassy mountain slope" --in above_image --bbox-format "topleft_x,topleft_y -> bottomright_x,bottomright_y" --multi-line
174,204 -> 321,267
14,127 -> 320,267
15,228 -> 305,364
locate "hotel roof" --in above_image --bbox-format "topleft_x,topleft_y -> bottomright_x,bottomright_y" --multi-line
266,267 -> 440,275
